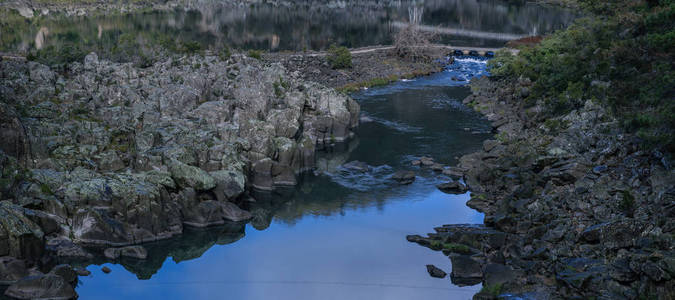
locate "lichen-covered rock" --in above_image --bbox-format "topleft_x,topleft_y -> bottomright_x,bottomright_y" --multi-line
168,159 -> 216,191
209,170 -> 245,202
0,53 -> 360,265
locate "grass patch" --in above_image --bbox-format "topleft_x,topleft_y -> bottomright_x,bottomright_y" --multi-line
247,49 -> 263,60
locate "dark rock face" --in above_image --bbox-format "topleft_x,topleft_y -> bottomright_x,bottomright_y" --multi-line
449,255 -> 483,284
0,257 -> 28,284
4,273 -> 76,300
391,170 -> 416,184
410,76 -> 675,299
426,264 -> 447,278
0,104 -> 30,165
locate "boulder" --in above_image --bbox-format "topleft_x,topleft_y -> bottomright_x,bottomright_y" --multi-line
426,264 -> 447,278
209,170 -> 245,202
168,159 -> 216,191
450,255 -> 483,279
391,171 -> 416,185
437,181 -> 468,194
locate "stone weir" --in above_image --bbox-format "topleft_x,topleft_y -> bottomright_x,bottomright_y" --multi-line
0,52 -> 360,257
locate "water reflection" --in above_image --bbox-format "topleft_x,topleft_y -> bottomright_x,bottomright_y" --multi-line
2,0 -> 576,56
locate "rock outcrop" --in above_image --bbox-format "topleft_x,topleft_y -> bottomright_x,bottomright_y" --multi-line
0,52 -> 359,298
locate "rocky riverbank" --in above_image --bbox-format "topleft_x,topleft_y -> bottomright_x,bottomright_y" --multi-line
0,51 -> 360,298
409,76 -> 674,299
265,47 -> 445,92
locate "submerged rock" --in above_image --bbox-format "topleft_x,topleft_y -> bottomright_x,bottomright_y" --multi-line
341,161 -> 370,173
391,171 -> 416,185
436,181 -> 468,194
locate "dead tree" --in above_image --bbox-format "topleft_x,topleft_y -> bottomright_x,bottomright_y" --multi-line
394,6 -> 437,61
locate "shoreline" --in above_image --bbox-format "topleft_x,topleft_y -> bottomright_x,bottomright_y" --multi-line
409,75 -> 674,299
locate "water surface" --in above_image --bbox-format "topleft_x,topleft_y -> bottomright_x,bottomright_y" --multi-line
1,0 -> 576,55
75,58 -> 494,299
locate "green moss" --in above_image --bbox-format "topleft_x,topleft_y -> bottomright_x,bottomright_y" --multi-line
442,243 -> 472,254
480,283 -> 503,297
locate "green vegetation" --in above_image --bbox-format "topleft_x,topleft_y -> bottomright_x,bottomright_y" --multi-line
273,76 -> 290,98
480,283 -> 504,297
429,240 -> 473,254
489,0 -> 674,152
327,44 -> 352,69
619,190 -> 635,216
247,49 -> 263,60
39,183 -> 54,195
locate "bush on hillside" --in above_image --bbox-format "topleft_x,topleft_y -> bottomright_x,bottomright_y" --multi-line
488,0 -> 675,152
327,45 -> 352,69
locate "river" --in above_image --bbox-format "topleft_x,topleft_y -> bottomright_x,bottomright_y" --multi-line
0,1 -> 576,298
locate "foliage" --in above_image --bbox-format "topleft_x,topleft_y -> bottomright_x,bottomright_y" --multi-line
27,44 -> 87,66
327,44 -> 352,69
488,0 -> 675,152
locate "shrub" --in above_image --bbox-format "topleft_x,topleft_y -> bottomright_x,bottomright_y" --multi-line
247,49 -> 263,60
180,41 -> 202,54
327,44 -> 352,69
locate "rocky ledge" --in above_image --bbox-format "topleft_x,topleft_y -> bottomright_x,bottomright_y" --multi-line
409,76 -> 674,299
0,52 -> 358,298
